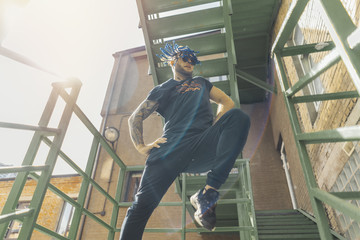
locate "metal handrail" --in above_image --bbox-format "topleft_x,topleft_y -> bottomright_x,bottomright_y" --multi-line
272,0 -> 360,239
0,79 -> 129,239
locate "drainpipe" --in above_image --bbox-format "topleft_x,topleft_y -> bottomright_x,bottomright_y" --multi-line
280,142 -> 298,209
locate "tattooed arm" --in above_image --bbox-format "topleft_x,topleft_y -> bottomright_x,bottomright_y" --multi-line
128,99 -> 167,156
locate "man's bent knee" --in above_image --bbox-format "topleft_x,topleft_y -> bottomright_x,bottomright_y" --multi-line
227,108 -> 251,129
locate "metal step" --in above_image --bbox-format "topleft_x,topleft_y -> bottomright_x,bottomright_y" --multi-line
156,57 -> 229,84
175,159 -> 257,238
151,32 -> 227,64
141,0 -> 219,15
256,210 -> 340,240
147,7 -> 224,40
136,0 -> 238,105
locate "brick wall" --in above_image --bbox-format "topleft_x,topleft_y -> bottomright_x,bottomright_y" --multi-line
0,175 -> 82,239
83,41 -> 293,238
83,48 -> 245,240
270,0 -> 360,233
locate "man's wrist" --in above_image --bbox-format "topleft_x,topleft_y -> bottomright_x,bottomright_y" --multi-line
136,143 -> 146,150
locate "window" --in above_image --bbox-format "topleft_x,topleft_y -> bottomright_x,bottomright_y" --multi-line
55,201 -> 75,237
208,75 -> 227,83
288,24 -> 325,124
331,143 -> 360,239
123,171 -> 142,202
5,202 -> 30,240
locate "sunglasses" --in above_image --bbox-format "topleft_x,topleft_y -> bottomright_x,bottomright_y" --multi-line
180,55 -> 197,65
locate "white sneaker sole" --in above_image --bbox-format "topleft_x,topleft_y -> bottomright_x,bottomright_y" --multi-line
190,193 -> 216,231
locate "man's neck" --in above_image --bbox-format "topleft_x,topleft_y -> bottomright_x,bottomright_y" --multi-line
174,72 -> 192,81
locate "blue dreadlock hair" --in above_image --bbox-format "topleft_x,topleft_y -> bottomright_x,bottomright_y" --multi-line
156,41 -> 200,66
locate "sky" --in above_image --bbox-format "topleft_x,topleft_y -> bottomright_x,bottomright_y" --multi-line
0,0 -> 145,174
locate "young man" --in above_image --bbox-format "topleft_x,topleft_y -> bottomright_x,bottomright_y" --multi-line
119,42 -> 250,240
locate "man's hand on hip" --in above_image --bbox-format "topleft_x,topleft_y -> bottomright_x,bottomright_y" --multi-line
137,137 -> 167,156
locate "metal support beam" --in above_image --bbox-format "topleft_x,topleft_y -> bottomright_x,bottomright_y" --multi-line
223,0 -> 241,108
273,53 -> 334,240
0,122 -> 59,135
30,171 -> 116,233
281,41 -> 335,57
181,173 -> 187,240
17,81 -> 82,240
297,209 -> 347,240
0,84 -> 61,239
347,27 -> 360,51
311,188 -> 360,223
0,209 -> 34,224
0,165 -> 49,174
58,90 -> 127,170
68,137 -> 100,239
285,50 -> 341,97
236,69 -> 276,94
34,223 -> 69,240
271,0 -> 360,238
271,0 -> 309,54
296,126 -> 360,144
316,0 -> 360,94
331,191 -> 360,200
291,91 -> 359,103
136,0 -> 161,86
108,168 -> 126,240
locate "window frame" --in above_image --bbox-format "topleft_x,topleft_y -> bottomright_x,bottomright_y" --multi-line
54,200 -> 76,238
287,24 -> 325,125
122,171 -> 142,202
5,202 -> 30,240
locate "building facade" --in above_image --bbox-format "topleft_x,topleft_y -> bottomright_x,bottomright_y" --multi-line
0,0 -> 359,239
73,1 -> 360,239
0,174 -> 82,240
81,48 -> 293,239
271,0 -> 360,238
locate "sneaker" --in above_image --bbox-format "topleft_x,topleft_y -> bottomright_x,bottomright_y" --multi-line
190,188 -> 219,231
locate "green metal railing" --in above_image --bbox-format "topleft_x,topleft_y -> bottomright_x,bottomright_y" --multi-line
176,159 -> 258,239
117,159 -> 258,239
136,0 -> 241,108
9,0 -> 360,238
0,78 -> 258,239
134,0 -> 259,238
272,0 -> 360,239
0,80 -> 128,239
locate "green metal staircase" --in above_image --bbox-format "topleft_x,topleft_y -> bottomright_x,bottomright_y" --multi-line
272,0 -> 360,240
135,0 -> 263,238
256,209 -> 343,240
257,210 -> 320,240
136,0 -> 241,106
175,159 -> 258,239
0,0 -> 359,239
0,1 -> 275,239
0,80 -> 345,240
136,0 -> 279,105
135,0 -> 359,239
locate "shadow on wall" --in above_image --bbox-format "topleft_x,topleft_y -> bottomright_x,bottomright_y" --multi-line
241,60 -> 275,159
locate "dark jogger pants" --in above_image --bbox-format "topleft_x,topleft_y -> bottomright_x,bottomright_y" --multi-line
119,108 -> 250,240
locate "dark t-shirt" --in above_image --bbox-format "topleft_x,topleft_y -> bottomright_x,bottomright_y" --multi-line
146,76 -> 213,159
